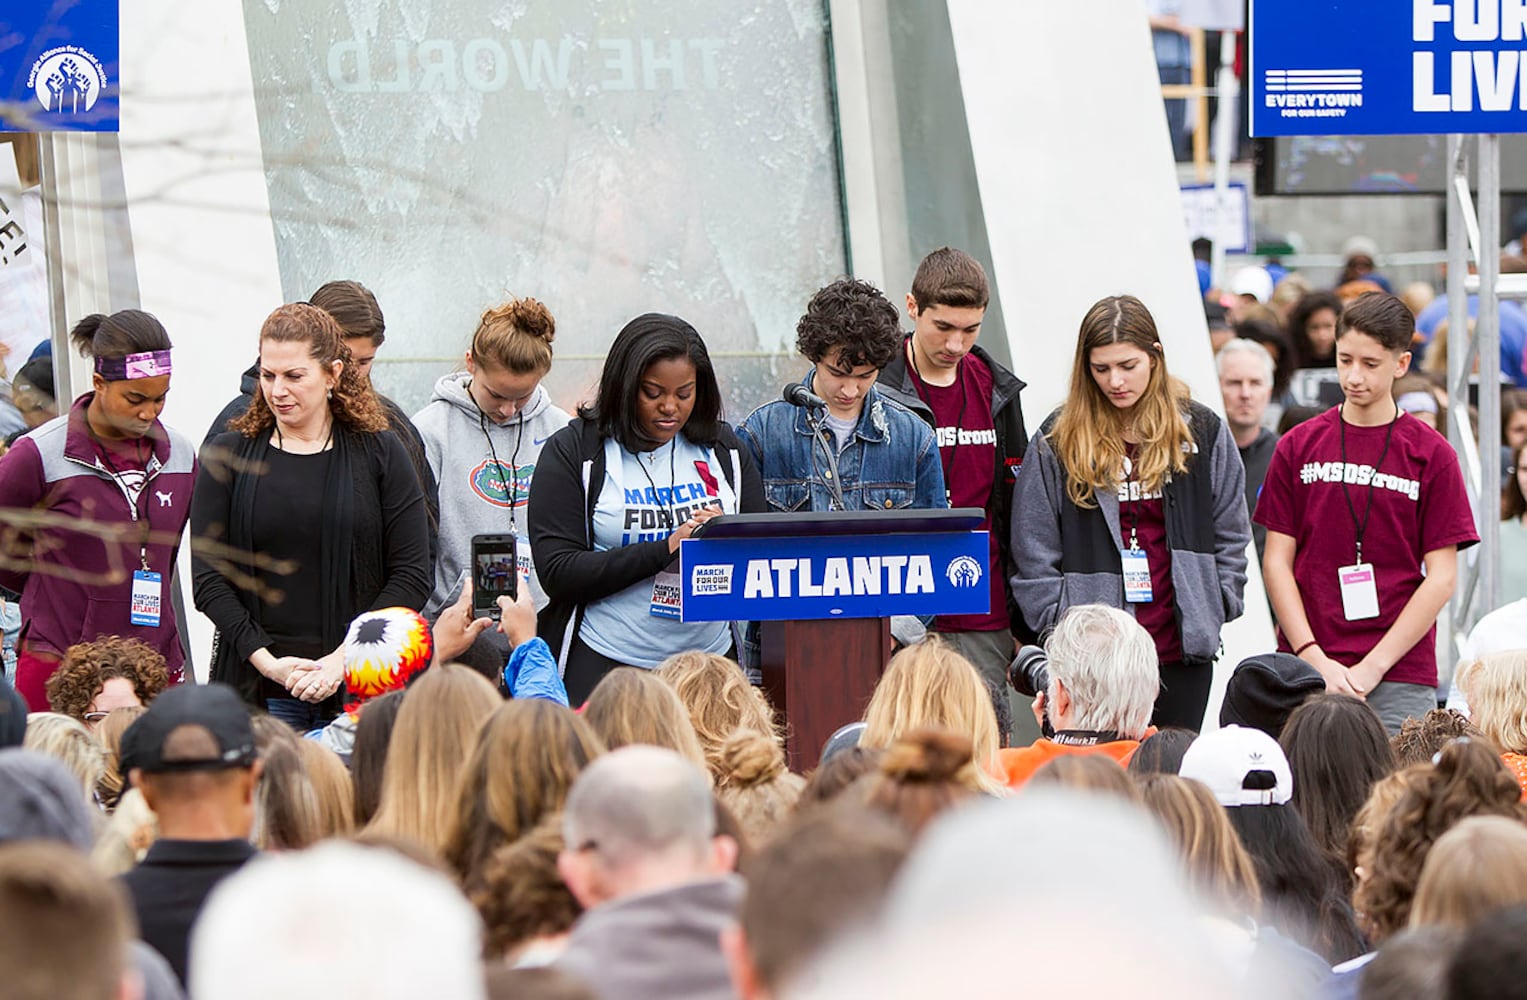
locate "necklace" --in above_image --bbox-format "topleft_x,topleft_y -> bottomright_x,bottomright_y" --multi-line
274,417 -> 334,454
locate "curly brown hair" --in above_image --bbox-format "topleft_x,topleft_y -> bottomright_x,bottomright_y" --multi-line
45,636 -> 168,723
230,302 -> 387,437
468,816 -> 582,960
1353,738 -> 1527,942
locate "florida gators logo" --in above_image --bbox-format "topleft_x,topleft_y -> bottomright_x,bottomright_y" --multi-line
469,459 -> 533,508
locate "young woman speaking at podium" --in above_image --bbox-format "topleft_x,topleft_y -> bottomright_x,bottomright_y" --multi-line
528,314 -> 763,705
1010,295 -> 1250,729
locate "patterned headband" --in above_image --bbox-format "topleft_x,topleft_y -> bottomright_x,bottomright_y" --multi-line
95,350 -> 172,381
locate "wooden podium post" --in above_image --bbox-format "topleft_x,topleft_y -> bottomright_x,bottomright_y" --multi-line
760,617 -> 892,772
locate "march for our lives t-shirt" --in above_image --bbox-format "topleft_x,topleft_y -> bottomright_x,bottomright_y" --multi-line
1118,446 -> 1183,666
578,434 -> 737,668
1254,408 -> 1478,687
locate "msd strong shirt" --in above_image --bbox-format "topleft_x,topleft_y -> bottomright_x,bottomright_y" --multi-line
1254,408 -> 1477,687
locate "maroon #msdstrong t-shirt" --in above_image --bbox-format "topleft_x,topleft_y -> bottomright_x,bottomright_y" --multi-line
912,354 -> 1008,632
1119,445 -> 1183,666
1254,407 -> 1477,687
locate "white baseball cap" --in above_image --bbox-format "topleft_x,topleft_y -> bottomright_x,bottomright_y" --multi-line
1229,266 -> 1274,303
1179,725 -> 1293,807
1460,599 -> 1527,661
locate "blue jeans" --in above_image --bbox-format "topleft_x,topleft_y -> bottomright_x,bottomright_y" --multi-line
265,696 -> 332,735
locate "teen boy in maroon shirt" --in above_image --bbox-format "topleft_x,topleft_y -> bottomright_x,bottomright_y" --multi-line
878,249 -> 1030,741
1255,293 -> 1477,734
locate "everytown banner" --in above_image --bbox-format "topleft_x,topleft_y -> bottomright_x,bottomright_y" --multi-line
678,531 -> 991,623
1251,0 -> 1527,136
0,1 -> 120,132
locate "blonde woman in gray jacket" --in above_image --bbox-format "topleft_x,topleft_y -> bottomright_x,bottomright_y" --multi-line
1009,295 -> 1250,730
412,299 -> 571,676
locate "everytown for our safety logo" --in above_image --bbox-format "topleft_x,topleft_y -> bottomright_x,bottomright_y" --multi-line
1262,68 -> 1364,121
469,459 -> 532,508
28,46 -> 108,115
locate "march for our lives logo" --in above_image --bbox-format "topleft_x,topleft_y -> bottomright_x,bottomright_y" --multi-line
469,459 -> 532,508
28,46 -> 107,115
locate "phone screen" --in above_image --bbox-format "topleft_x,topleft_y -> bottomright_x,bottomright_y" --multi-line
471,535 -> 518,617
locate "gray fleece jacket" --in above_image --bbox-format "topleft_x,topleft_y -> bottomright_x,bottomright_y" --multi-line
1009,400 -> 1250,662
411,372 -> 571,616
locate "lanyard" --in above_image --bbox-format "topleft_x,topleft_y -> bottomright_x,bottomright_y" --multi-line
1337,402 -> 1399,566
1123,447 -> 1142,551
635,438 -> 680,534
87,424 -> 153,571
476,396 -> 526,536
906,339 -> 969,503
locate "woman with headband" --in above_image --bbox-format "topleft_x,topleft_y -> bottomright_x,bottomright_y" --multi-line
411,298 -> 571,677
191,303 -> 431,731
0,310 -> 197,710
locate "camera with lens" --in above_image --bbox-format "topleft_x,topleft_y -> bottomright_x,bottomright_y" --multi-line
1007,644 -> 1049,698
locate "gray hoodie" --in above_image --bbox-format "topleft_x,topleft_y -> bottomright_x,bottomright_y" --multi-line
412,371 -> 571,616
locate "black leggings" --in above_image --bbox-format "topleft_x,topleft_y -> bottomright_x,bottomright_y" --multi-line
1151,660 -> 1213,731
563,635 -> 629,708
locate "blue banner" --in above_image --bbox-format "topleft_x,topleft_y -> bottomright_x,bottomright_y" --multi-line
1250,0 -> 1527,136
678,531 -> 991,623
0,1 -> 120,132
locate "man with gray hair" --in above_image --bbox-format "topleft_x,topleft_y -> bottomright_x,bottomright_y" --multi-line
996,604 -> 1159,788
1217,337 -> 1280,560
556,745 -> 741,1000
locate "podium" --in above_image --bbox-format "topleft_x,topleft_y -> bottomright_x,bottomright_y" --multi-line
680,509 -> 990,770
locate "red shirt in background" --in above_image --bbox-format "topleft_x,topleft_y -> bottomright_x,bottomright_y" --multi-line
913,355 -> 1007,632
1119,444 -> 1183,665
1254,408 -> 1477,687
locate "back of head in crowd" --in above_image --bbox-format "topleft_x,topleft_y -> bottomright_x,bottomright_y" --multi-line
860,639 -> 1001,792
1360,927 -> 1461,1000
1029,753 -> 1141,803
797,789 -> 1230,998
1279,694 -> 1396,882
580,313 -> 722,452
24,712 -> 106,797
1219,652 -> 1324,737
1127,727 -> 1197,775
251,731 -> 320,851
724,804 -> 911,998
558,745 -> 733,907
582,667 -> 707,769
1445,904 -> 1527,1000
1051,294 -> 1191,509
1409,815 -> 1527,930
0,747 -> 95,849
796,746 -> 882,812
1390,708 -> 1481,766
350,688 -> 405,827
1044,604 -> 1159,742
471,816 -> 582,964
363,664 -> 500,856
711,729 -> 804,847
1458,650 -> 1527,764
0,841 -> 134,1000
446,699 -> 604,882
230,302 -> 386,436
864,728 -> 985,836
190,842 -> 485,1000
1136,774 -> 1261,920
1180,725 -> 1366,962
1354,737 -> 1526,943
656,651 -> 780,781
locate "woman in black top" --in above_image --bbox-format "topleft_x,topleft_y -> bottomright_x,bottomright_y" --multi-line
192,303 -> 431,729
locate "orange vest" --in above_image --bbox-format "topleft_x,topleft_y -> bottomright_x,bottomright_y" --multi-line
997,737 -> 1144,789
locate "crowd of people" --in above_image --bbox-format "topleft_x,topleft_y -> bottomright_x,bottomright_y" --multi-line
0,241 -> 1522,999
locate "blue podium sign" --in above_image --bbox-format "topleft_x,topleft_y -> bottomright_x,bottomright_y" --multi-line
0,1 -> 119,132
1250,0 -> 1527,136
678,531 -> 991,623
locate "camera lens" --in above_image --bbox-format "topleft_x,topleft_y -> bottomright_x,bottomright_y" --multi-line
1007,644 -> 1049,698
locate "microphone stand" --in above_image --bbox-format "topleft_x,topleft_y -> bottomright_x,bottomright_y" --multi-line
803,406 -> 847,512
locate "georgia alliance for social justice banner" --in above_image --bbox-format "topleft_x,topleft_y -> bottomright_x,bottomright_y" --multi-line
0,1 -> 119,132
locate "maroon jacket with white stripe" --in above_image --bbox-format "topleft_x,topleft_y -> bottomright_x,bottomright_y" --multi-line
0,395 -> 196,680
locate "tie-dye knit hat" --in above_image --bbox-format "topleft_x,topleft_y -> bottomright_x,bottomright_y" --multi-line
342,607 -> 434,716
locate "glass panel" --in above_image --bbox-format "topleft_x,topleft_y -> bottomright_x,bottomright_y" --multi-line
240,0 -> 846,420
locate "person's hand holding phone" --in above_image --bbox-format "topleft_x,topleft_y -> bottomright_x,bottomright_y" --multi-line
434,578 -> 494,666
496,573 -> 537,648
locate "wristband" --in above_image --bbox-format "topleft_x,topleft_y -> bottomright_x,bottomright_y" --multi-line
1293,639 -> 1320,657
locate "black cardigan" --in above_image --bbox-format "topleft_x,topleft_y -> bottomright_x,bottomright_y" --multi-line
527,417 -> 765,665
191,426 -> 432,707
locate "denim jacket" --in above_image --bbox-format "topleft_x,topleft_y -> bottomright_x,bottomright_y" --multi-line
736,374 -> 948,514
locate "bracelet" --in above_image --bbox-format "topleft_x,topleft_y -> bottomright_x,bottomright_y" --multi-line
1293,639 -> 1320,657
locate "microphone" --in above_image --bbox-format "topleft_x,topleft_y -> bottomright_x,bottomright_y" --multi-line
783,382 -> 828,410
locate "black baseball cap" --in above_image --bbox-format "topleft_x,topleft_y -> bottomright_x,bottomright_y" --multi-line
120,683 -> 257,774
